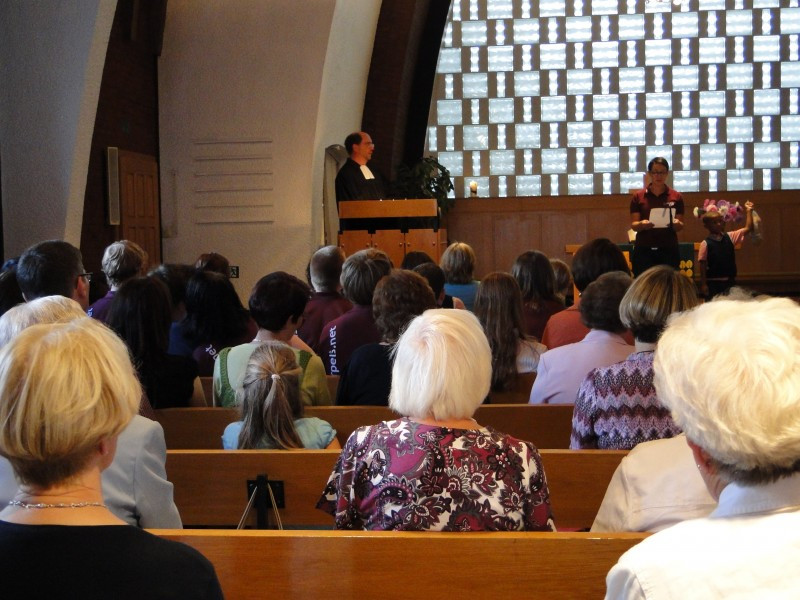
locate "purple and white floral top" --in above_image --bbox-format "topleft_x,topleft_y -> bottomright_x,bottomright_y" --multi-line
317,418 -> 555,531
570,351 -> 681,450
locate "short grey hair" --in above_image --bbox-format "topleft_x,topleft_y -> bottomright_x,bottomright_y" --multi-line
0,296 -> 86,347
101,240 -> 148,288
654,296 -> 800,484
390,309 -> 491,421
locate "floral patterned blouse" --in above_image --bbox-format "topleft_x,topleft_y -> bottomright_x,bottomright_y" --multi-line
316,418 -> 555,531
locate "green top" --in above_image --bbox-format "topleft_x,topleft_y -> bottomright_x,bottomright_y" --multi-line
212,342 -> 331,407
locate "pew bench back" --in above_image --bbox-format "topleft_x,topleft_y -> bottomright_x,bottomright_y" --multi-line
166,448 -> 625,530
155,529 -> 647,599
155,404 -> 574,449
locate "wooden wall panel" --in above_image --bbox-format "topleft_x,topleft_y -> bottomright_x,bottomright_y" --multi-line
446,191 -> 799,295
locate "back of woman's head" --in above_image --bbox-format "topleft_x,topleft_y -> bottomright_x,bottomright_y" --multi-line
183,270 -> 249,343
237,341 -> 304,449
340,249 -> 392,305
511,250 -> 557,306
620,265 -> 700,343
474,272 -> 529,391
579,271 -> 633,332
390,309 -> 491,421
550,259 -> 573,299
149,263 -> 195,310
107,276 -> 172,366
249,272 -> 311,332
195,252 -> 230,277
101,240 -> 148,288
400,251 -> 434,271
0,318 -> 140,488
572,238 -> 630,292
0,296 -> 85,347
372,270 -> 437,343
439,242 -> 476,284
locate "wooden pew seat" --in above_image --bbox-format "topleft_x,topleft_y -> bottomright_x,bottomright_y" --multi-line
155,404 -> 574,450
166,449 -> 625,531
155,529 -> 648,599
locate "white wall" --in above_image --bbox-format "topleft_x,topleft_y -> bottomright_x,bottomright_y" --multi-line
159,0 -> 381,298
0,0 -> 116,257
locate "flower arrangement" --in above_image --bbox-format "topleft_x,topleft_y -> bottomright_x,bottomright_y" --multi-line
693,199 -> 746,222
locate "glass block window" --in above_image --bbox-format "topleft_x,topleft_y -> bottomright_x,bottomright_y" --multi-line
427,0 -> 800,197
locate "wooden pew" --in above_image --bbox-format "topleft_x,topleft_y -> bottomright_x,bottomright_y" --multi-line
155,404 -> 574,450
487,371 -> 536,404
166,449 -> 625,530
156,529 -> 648,599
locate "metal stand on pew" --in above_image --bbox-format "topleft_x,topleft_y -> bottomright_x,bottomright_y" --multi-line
238,474 -> 285,530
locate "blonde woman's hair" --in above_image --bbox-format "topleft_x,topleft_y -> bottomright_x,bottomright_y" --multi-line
439,242 -> 476,284
237,341 -> 304,449
619,265 -> 700,343
0,295 -> 85,347
0,318 -> 140,488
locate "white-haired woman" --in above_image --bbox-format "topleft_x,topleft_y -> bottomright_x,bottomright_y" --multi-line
0,318 -> 221,598
606,296 -> 800,598
317,309 -> 554,531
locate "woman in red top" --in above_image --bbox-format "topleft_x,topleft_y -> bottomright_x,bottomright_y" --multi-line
630,157 -> 685,277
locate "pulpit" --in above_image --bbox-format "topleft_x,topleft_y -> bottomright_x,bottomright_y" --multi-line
338,199 -> 447,266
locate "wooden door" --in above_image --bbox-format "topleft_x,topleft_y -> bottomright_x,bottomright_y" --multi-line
118,150 -> 161,264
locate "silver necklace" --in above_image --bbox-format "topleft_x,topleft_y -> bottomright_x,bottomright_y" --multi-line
8,500 -> 107,509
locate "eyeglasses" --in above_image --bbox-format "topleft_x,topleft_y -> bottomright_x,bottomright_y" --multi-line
649,170 -> 668,176
79,272 -> 93,283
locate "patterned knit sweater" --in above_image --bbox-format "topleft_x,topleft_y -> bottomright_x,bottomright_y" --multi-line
570,351 -> 681,450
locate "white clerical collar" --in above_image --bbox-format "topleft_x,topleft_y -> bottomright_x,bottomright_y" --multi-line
360,165 -> 375,180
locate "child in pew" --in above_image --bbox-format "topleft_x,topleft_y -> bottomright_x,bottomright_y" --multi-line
222,341 -> 341,450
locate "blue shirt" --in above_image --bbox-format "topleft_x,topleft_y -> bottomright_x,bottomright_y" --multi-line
222,417 -> 336,449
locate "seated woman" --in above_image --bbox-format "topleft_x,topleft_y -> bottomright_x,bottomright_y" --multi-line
222,342 -> 339,450
511,250 -> 565,340
570,265 -> 700,450
336,269 -> 436,406
440,242 -> 480,311
108,276 -> 205,409
181,270 -> 258,376
213,272 -> 329,407
0,318 -> 221,598
530,271 -> 634,405
317,309 -> 555,531
474,272 -> 546,392
606,296 -> 800,598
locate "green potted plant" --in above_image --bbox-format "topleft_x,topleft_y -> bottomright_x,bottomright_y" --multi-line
395,156 -> 455,214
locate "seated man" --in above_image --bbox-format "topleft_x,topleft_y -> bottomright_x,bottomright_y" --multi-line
317,249 -> 392,375
16,240 -> 90,309
297,246 -> 352,351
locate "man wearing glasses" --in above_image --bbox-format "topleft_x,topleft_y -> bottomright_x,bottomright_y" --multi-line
335,131 -> 388,205
629,157 -> 684,277
16,240 -> 91,310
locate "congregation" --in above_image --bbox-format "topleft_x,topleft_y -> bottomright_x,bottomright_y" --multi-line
0,233 -> 798,599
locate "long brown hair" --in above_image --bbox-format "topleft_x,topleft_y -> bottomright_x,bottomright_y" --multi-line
237,342 -> 304,449
474,272 -> 537,391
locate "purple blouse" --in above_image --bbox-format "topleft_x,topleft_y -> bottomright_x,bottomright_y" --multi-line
317,418 -> 555,531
